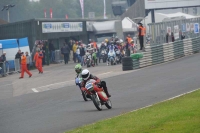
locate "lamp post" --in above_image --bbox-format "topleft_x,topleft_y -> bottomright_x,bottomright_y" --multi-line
1,4 -> 15,22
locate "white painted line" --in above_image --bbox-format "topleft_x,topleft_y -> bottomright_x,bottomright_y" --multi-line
35,80 -> 74,89
32,88 -> 39,93
98,71 -> 112,75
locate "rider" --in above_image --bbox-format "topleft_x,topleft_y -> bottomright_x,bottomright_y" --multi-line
81,69 -> 111,97
75,64 -> 82,78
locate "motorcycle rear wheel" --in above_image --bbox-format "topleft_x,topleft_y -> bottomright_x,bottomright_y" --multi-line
91,94 -> 102,111
105,99 -> 112,109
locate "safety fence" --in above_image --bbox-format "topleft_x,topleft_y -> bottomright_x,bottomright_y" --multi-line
0,59 -> 21,77
148,17 -> 200,45
122,36 -> 200,71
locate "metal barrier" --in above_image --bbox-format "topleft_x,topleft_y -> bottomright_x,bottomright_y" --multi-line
148,17 -> 200,45
55,50 -> 64,63
122,36 -> 200,71
0,62 -> 6,76
14,59 -> 21,72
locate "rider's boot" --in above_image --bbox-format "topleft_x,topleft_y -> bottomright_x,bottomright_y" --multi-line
104,87 -> 111,97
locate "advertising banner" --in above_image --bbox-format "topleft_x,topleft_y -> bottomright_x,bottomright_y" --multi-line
186,23 -> 190,32
194,23 -> 199,34
182,24 -> 186,32
42,22 -> 83,33
190,23 -> 194,31
174,25 -> 179,39
167,26 -> 171,35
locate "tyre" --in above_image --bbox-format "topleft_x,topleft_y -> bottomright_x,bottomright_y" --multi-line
105,99 -> 112,109
82,91 -> 89,101
122,62 -> 133,66
91,94 -> 102,111
122,66 -> 133,71
122,57 -> 132,62
111,60 -> 113,65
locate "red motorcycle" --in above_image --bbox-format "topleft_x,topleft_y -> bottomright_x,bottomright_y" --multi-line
82,79 -> 112,111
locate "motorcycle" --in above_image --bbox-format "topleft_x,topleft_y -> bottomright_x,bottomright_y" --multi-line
85,53 -> 94,68
82,79 -> 112,111
75,77 -> 91,101
99,49 -> 107,63
108,50 -> 116,65
115,50 -> 121,64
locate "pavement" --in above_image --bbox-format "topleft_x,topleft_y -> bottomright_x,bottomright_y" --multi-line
0,54 -> 200,133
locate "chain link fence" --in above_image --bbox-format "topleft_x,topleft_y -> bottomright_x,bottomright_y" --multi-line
148,17 -> 200,45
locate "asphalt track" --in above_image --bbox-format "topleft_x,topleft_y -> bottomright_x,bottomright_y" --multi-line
1,54 -> 200,133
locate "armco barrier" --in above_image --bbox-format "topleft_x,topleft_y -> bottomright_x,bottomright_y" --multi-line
122,36 -> 200,71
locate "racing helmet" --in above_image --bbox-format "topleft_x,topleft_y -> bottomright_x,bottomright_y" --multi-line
75,64 -> 82,74
81,69 -> 90,80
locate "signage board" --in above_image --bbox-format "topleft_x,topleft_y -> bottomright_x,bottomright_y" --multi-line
42,22 -> 83,33
194,23 -> 199,33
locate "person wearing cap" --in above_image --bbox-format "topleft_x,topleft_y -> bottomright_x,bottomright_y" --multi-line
19,52 -> 32,79
138,23 -> 146,51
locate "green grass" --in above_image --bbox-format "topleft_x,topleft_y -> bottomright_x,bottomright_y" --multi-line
66,89 -> 200,133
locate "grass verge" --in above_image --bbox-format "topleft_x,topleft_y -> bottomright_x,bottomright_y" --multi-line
66,89 -> 200,133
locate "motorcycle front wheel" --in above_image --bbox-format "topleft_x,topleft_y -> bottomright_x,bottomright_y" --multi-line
82,91 -> 90,101
91,94 -> 102,111
105,99 -> 112,109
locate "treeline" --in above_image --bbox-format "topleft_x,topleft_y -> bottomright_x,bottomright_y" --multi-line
0,0 -> 113,22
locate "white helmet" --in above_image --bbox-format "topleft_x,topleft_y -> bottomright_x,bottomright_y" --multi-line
81,69 -> 90,80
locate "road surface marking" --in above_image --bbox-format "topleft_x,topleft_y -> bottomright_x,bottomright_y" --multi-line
32,88 -> 39,93
98,71 -> 112,75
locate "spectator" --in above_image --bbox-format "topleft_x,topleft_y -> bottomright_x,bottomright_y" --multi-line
15,50 -> 22,63
76,45 -> 81,63
61,43 -> 70,64
126,34 -> 132,44
41,43 -> 46,65
68,40 -> 73,61
166,33 -> 169,43
25,52 -> 31,70
33,50 -> 40,73
38,51 -> 44,74
130,40 -> 137,53
125,40 -> 130,56
49,40 -> 55,63
19,52 -> 32,79
80,44 -> 85,66
72,42 -> 78,63
171,32 -> 175,42
0,52 -> 7,77
181,33 -> 185,40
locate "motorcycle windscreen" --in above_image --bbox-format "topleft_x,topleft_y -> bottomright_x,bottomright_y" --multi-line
97,91 -> 108,101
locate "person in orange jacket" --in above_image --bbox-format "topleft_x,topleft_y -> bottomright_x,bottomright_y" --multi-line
34,50 -> 39,71
19,52 -> 32,79
37,51 -> 43,74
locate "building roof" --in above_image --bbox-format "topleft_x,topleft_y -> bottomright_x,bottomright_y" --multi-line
157,12 -> 196,19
